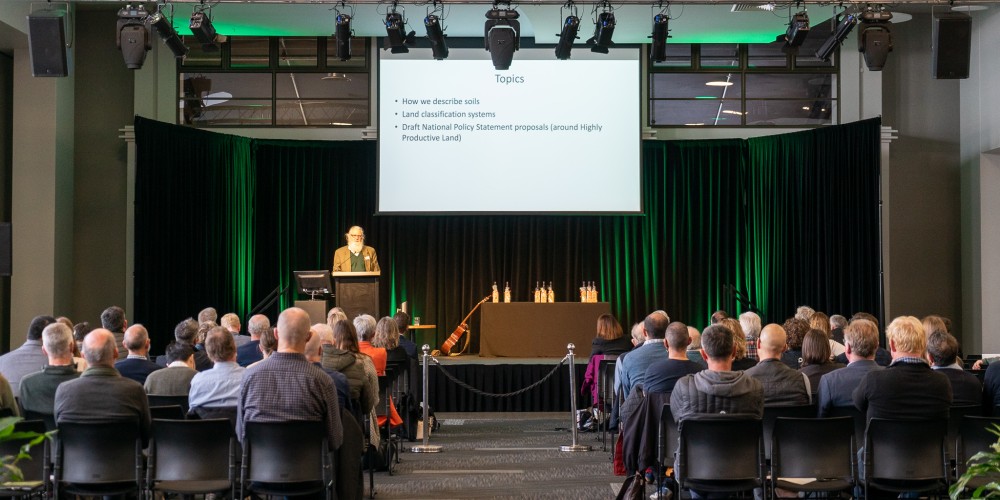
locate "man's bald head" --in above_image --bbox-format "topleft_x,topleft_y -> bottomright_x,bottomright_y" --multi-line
757,323 -> 787,359
83,329 -> 118,366
123,324 -> 150,353
643,311 -> 670,340
277,307 -> 312,352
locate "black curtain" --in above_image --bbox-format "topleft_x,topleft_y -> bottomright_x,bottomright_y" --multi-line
134,116 -> 882,353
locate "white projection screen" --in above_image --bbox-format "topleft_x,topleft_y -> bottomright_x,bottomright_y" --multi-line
378,47 -> 641,214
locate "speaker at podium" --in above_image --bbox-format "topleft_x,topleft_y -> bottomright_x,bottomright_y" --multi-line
293,270 -> 333,325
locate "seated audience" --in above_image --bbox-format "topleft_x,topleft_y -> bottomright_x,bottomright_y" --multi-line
156,318 -> 213,371
145,341 -> 197,396
798,329 -> 845,394
369,316 -> 403,428
739,311 -> 761,361
811,311 -> 845,358
373,316 -> 409,367
221,312 -> 250,347
248,324 -> 278,368
829,314 -> 848,344
926,330 -> 981,406
393,312 -> 418,359
114,324 -> 162,384
0,315 -> 56,398
327,307 -> 348,328
722,318 -> 757,371
189,326 -> 246,411
686,326 -> 707,369
614,311 -> 670,400
643,322 -> 702,393
21,322 -> 79,419
324,319 -> 379,445
100,305 -> 129,361
795,305 -> 815,321
834,312 -> 892,367
817,318 -> 883,416
307,323 -> 350,412
591,314 -> 632,356
198,307 -> 218,325
745,323 -> 811,406
356,315 -> 387,373
236,314 -> 268,367
670,324 -> 764,421
780,318 -> 809,369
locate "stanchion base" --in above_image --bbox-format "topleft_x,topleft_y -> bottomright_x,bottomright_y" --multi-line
411,445 -> 443,453
559,444 -> 592,452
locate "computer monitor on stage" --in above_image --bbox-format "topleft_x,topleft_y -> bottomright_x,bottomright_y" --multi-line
293,270 -> 332,300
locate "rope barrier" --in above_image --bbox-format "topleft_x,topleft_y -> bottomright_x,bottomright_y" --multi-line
429,355 -> 568,398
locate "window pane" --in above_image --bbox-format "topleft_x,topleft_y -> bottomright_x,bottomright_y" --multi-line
180,99 -> 272,126
650,73 -> 742,99
700,44 -> 739,68
796,19 -> 837,67
745,99 -> 835,125
180,73 -> 272,99
179,36 -> 222,67
326,37 -> 368,68
275,73 -> 369,99
650,99 -> 744,126
275,99 -> 368,126
747,43 -> 789,68
277,38 -> 318,68
745,73 -> 834,99
231,37 -> 270,68
650,44 -> 692,68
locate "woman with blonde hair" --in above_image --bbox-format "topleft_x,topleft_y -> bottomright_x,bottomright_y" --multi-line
722,317 -> 757,370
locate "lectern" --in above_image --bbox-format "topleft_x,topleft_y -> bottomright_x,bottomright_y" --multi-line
332,271 -> 380,320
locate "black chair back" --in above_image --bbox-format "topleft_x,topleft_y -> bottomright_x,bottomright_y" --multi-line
149,405 -> 186,420
149,418 -> 234,493
597,355 -> 618,451
242,420 -> 330,488
762,404 -> 816,458
147,395 -> 189,414
949,404 -> 984,460
676,415 -> 764,495
827,405 -> 866,448
957,415 -> 1000,478
21,410 -> 55,432
54,421 -> 142,497
190,406 -> 239,429
864,417 -> 948,495
771,416 -> 855,495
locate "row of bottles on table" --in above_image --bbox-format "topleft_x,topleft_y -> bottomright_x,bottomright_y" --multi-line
533,282 -> 555,303
580,282 -> 599,303
492,282 -> 512,303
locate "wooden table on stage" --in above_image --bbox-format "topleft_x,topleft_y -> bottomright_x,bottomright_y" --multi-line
479,302 -> 611,357
407,324 -> 437,350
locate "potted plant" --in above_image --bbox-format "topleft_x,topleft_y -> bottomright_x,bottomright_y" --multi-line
0,416 -> 51,484
952,423 -> 1000,499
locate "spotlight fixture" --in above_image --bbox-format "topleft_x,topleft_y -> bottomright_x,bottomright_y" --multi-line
484,2 -> 520,70
189,9 -> 227,53
783,11 -> 810,48
424,14 -> 449,60
116,4 -> 151,70
148,10 -> 188,59
335,13 -> 353,61
586,4 -> 615,54
858,7 -> 893,71
649,13 -> 670,63
555,15 -> 580,60
384,8 -> 416,53
814,11 -> 857,62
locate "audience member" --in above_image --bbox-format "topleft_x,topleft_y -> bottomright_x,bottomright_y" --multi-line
745,324 -> 811,406
922,315 -> 949,337
780,318 -> 809,369
983,360 -> 1000,412
798,329 -> 845,394
614,311 -> 670,399
237,307 -> 342,450
811,311 -> 845,358
54,329 -> 151,445
795,305 -> 815,322
327,307 -> 348,328
926,330 -> 981,406
20,322 -> 80,419
643,322 -> 702,393
100,306 -> 128,360
114,324 -> 162,384
817,319 -> 884,416
829,314 -> 848,344
189,326 -> 246,411
833,313 -> 892,367
198,307 -> 218,325
722,318 -> 757,371
739,311 -> 761,361
392,312 -> 418,359
670,324 -> 764,421
686,326 -> 707,369
249,324 -> 278,368
324,319 -> 379,442
72,322 -> 91,360
373,316 -> 408,367
156,318 -> 213,371
306,324 -> 350,411
0,315 -> 56,398
356,315 -> 386,373
221,313 -> 250,347
145,341 -> 197,396
367,316 -> 403,428
236,314 -> 269,367
709,310 -> 728,324
591,314 -> 632,356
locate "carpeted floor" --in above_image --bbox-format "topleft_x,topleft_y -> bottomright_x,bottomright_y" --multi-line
369,412 -> 624,499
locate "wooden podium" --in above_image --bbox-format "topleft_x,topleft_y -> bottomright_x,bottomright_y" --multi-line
332,271 -> 380,320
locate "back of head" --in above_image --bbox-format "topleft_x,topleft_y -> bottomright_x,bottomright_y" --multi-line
809,312 -> 831,337
759,324 -> 788,357
596,314 -> 623,340
643,311 -> 670,340
313,323 -> 335,345
801,329 -> 832,365
922,315 -> 948,337
739,311 -> 761,340
630,323 -> 645,345
333,319 -> 360,353
101,306 -> 126,332
259,325 -> 278,355
795,305 -> 815,321
174,318 -> 199,344
277,307 -> 312,349
851,312 -> 880,331
42,323 -> 74,358
220,313 -> 240,331
354,314 -> 377,342
782,318 -> 809,350
373,316 -> 399,349
123,324 -> 149,352
721,318 -> 747,359
28,315 -> 57,341
248,315 -> 270,340
304,325 -> 323,359
73,321 -> 92,343
710,310 -> 728,325
327,307 -> 348,327
687,326 -> 701,349
82,329 -> 117,366
701,325 -> 735,361
926,330 -> 958,367
886,315 -> 926,355
198,307 -> 218,324
830,314 -> 848,330
165,341 -> 195,364
393,312 -> 410,335
197,321 -> 216,345
844,319 -> 879,358
205,326 -> 237,363
664,322 -> 690,351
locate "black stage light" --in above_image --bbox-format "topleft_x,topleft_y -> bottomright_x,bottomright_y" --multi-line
424,14 -> 449,60
649,13 -> 669,62
484,5 -> 520,70
784,11 -> 810,48
587,11 -> 615,54
335,13 -> 353,61
384,11 -> 416,53
858,8 -> 893,71
148,11 -> 188,58
555,15 -> 580,60
116,4 -> 151,70
190,10 -> 227,52
815,11 -> 857,62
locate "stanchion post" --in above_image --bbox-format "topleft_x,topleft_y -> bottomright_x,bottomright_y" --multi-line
412,344 -> 442,453
560,343 -> 591,452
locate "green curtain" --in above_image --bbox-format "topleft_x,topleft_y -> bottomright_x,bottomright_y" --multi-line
134,116 -> 881,353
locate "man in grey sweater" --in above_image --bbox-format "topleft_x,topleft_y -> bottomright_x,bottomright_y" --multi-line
670,324 -> 764,422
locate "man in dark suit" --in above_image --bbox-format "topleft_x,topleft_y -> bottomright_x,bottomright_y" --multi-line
927,330 -> 982,406
236,314 -> 269,367
817,318 -> 883,416
114,324 -> 162,384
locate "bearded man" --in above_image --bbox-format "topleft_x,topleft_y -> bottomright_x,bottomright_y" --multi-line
332,226 -> 380,272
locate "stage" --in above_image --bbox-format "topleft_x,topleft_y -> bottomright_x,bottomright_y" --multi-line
424,355 -> 589,412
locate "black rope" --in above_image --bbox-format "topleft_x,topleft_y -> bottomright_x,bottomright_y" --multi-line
429,356 -> 568,398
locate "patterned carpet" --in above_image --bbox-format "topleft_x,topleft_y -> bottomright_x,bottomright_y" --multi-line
370,412 -> 623,499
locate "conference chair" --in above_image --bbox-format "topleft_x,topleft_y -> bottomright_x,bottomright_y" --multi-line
147,395 -> 189,415
53,421 -> 143,499
597,355 -> 619,451
148,405 -> 186,421
655,403 -> 679,498
188,406 -> 239,430
948,404 -> 984,463
862,417 -> 949,498
761,404 -> 816,460
954,415 -> 1000,493
20,410 -> 54,432
147,418 -> 235,499
374,368 -> 399,474
240,421 -> 333,500
827,405 -> 866,450
770,416 -> 855,500
675,415 -> 764,500
0,419 -> 49,499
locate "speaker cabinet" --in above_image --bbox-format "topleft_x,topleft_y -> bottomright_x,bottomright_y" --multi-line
27,13 -> 67,77
933,13 -> 972,80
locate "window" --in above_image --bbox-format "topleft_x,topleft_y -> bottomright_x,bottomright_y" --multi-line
177,36 -> 370,128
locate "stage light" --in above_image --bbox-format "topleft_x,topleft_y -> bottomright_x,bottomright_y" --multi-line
484,2 -> 520,70
384,10 -> 416,54
189,9 -> 227,53
555,15 -> 580,60
649,13 -> 670,62
335,13 -> 353,61
815,11 -> 857,62
424,14 -> 449,60
858,7 -> 893,71
586,7 -> 615,54
784,11 -> 810,48
116,4 -> 151,70
148,10 -> 188,59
